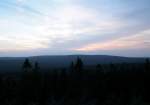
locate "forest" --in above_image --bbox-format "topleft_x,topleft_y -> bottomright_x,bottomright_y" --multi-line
0,57 -> 150,105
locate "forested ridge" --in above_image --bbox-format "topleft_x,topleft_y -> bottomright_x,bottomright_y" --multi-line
0,57 -> 150,105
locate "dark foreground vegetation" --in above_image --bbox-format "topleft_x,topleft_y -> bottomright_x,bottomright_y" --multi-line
0,58 -> 150,105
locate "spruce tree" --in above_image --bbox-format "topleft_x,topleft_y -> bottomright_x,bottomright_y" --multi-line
22,58 -> 32,72
75,57 -> 83,71
145,58 -> 150,73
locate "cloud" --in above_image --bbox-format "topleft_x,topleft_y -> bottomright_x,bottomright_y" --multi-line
33,4 -> 123,44
16,0 -> 26,3
0,2 -> 128,52
0,0 -> 43,16
0,34 -> 49,51
0,0 -> 150,57
74,29 -> 150,51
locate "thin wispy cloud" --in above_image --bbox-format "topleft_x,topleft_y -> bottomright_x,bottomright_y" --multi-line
74,29 -> 150,51
0,0 -> 149,56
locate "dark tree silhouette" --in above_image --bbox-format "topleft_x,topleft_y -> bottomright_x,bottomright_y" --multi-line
34,61 -> 40,72
145,58 -> 150,72
70,61 -> 74,70
22,58 -> 32,72
75,57 -> 83,71
110,63 -> 116,72
96,64 -> 103,71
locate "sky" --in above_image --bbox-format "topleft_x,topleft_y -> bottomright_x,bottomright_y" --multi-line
0,0 -> 150,57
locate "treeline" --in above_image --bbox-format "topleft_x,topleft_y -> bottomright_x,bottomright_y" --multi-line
0,58 -> 150,105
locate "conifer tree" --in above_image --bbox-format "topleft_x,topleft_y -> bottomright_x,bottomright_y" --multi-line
34,61 -> 40,72
75,57 -> 83,71
22,58 -> 32,72
70,61 -> 74,70
145,58 -> 150,72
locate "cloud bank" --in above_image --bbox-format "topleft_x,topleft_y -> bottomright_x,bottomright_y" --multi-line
0,0 -> 150,56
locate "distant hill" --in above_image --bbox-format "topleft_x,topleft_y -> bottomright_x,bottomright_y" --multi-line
0,55 -> 147,72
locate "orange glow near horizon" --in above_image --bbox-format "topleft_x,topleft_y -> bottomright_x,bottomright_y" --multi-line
74,30 -> 150,51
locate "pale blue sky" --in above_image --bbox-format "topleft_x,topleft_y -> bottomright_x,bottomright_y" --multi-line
0,0 -> 150,57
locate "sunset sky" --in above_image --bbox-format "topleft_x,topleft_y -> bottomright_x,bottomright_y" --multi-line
0,0 -> 150,57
